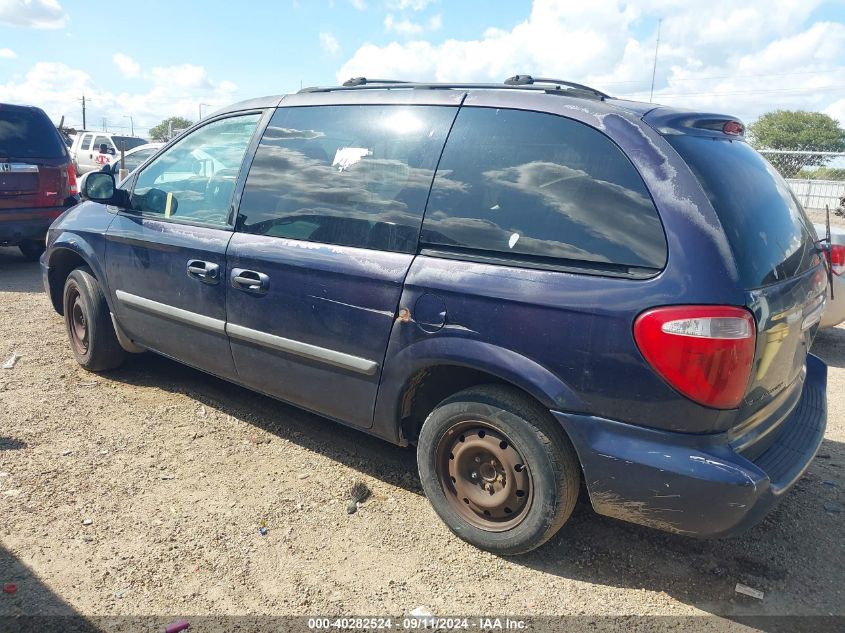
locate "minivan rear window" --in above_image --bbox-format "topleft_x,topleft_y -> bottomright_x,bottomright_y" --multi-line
421,108 -> 667,275
0,107 -> 65,159
667,135 -> 818,288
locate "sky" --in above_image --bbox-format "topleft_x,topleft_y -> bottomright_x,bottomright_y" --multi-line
1,0 -> 844,137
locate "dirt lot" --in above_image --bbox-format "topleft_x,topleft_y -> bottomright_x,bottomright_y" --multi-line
1,246 -> 843,629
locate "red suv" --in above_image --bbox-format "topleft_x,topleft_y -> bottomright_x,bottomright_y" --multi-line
1,103 -> 78,261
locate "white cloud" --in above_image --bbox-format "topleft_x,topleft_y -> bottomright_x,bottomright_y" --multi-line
320,31 -> 340,55
0,48 -> 16,58
112,53 -> 140,78
388,0 -> 435,10
0,60 -> 238,135
826,98 -> 845,127
384,11 -> 442,36
384,14 -> 422,36
339,0 -> 845,126
0,0 -> 67,29
350,0 -> 366,9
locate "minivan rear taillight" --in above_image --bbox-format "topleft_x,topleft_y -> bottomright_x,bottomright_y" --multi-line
830,244 -> 845,277
634,306 -> 756,409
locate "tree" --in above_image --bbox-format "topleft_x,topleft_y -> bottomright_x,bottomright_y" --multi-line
148,116 -> 194,142
795,166 -> 845,181
748,110 -> 845,178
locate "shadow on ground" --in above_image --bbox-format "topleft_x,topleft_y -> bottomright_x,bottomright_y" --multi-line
0,437 -> 27,451
813,326 -> 845,370
0,248 -> 42,293
0,545 -> 96,631
100,351 -> 845,629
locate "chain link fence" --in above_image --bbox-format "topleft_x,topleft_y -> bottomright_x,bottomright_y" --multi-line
758,149 -> 845,214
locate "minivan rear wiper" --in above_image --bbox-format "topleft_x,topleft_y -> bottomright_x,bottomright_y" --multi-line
816,204 -> 835,300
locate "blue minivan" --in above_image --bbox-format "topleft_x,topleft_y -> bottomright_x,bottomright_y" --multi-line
42,77 -> 828,554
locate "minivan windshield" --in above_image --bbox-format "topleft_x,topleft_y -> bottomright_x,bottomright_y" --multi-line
0,107 -> 66,159
668,135 -> 818,288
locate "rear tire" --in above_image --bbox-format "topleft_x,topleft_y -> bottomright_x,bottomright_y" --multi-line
18,239 -> 45,262
62,267 -> 125,371
417,384 -> 580,555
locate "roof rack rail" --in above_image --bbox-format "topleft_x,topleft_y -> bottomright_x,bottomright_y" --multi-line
298,76 -> 611,101
342,77 -> 412,87
504,75 -> 610,99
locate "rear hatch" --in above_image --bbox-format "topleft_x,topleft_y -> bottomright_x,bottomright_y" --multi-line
663,128 -> 827,442
0,104 -> 71,210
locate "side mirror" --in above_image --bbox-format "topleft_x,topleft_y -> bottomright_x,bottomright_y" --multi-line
83,171 -> 116,202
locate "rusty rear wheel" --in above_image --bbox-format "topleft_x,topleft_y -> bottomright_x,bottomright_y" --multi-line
418,384 -> 580,555
437,423 -> 533,531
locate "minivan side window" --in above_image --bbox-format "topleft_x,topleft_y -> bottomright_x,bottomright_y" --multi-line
130,114 -> 261,226
236,105 -> 458,253
421,108 -> 667,273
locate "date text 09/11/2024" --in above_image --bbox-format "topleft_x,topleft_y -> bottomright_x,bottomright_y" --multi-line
306,617 -> 528,630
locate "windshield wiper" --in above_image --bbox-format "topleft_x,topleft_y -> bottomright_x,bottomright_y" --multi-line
816,204 -> 835,300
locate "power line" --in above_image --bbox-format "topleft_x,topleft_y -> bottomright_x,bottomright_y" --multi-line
619,85 -> 845,98
601,68 -> 845,88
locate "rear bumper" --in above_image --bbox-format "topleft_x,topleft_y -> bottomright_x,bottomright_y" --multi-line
0,206 -> 66,244
554,354 -> 827,537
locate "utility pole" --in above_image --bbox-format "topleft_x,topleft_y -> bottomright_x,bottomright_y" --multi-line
80,95 -> 88,129
198,103 -> 210,120
649,18 -> 662,103
123,115 -> 134,136
101,117 -> 108,131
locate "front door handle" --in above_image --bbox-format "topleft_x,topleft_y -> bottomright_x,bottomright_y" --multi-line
187,259 -> 220,284
231,268 -> 269,295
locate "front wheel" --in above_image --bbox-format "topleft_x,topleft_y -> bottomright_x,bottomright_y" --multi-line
63,267 -> 125,371
417,384 -> 581,555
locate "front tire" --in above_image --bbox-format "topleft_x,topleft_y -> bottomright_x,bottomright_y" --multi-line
18,239 -> 45,262
417,384 -> 580,555
63,267 -> 125,371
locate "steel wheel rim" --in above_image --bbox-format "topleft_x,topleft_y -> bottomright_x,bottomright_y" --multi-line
68,288 -> 89,355
435,421 -> 532,532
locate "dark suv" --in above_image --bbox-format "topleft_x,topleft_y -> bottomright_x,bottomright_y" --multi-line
42,77 -> 828,554
1,103 -> 78,260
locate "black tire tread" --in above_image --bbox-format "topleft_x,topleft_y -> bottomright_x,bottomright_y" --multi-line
63,266 -> 125,372
419,383 -> 581,555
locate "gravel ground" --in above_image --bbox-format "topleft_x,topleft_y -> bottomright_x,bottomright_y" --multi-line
0,246 -> 843,630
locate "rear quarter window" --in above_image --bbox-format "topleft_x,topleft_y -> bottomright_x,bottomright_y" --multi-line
420,107 -> 667,276
0,107 -> 65,159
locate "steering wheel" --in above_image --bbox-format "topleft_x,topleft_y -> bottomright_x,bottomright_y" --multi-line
204,169 -> 239,207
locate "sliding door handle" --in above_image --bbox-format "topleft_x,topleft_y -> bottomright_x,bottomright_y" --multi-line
230,268 -> 269,295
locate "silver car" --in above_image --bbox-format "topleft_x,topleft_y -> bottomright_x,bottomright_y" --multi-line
78,142 -> 163,195
815,223 -> 845,328
71,132 -> 148,174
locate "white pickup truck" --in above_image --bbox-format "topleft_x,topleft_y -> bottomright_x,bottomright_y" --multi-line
70,131 -> 148,175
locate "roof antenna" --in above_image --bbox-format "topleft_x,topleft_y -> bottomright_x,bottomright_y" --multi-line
649,18 -> 662,103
